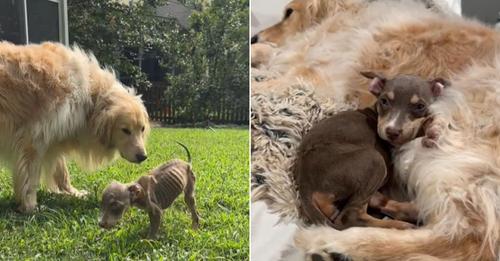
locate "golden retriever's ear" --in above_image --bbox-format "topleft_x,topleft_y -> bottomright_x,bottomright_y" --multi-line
94,109 -> 116,147
91,97 -> 117,147
309,0 -> 345,22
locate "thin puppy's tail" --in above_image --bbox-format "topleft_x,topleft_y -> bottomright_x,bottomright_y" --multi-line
175,141 -> 191,164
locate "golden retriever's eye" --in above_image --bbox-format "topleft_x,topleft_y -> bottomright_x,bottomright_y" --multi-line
284,8 -> 293,19
141,126 -> 145,132
121,128 -> 131,135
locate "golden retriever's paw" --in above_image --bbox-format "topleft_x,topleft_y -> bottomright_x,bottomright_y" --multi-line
294,226 -> 336,251
306,252 -> 352,261
295,226 -> 353,260
72,189 -> 89,198
16,202 -> 37,214
57,187 -> 89,198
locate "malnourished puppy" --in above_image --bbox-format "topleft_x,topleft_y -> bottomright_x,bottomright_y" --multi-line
294,72 -> 447,230
99,142 -> 200,239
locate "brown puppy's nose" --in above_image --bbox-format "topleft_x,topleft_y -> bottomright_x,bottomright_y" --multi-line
386,127 -> 402,140
251,35 -> 259,44
136,154 -> 147,163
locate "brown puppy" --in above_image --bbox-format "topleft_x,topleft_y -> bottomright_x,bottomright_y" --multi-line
294,72 -> 447,229
99,142 -> 200,239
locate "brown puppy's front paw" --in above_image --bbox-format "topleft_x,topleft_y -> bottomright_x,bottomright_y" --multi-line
146,232 -> 157,240
422,126 -> 440,148
191,222 -> 200,230
421,116 -> 446,148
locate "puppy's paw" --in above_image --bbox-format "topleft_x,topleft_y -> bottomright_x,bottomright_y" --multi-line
422,126 -> 440,148
421,116 -> 447,148
191,222 -> 200,230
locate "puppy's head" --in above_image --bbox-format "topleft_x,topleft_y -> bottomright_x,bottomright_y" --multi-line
99,181 -> 147,229
361,72 -> 448,146
251,0 -> 336,46
94,87 -> 150,164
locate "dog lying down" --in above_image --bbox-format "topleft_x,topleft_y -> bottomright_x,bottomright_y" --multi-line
294,72 -> 448,230
99,142 -> 200,239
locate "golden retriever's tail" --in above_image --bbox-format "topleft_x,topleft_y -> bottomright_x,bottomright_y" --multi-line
294,226 -> 494,261
175,141 -> 191,164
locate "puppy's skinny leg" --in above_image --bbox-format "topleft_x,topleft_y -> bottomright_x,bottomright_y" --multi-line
184,178 -> 200,229
50,157 -> 87,197
339,204 -> 416,230
14,147 -> 42,213
147,203 -> 162,239
369,192 -> 419,223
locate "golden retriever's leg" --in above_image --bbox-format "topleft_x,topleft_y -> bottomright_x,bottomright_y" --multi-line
14,147 -> 42,213
45,156 -> 87,197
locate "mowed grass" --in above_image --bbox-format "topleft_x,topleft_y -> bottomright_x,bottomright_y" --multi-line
0,128 -> 249,260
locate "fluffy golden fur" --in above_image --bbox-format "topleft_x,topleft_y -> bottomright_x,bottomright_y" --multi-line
0,41 -> 150,213
252,0 -> 500,103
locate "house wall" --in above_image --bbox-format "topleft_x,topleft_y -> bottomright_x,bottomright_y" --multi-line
462,0 -> 500,25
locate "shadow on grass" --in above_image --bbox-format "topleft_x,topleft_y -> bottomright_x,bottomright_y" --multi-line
0,191 -> 100,224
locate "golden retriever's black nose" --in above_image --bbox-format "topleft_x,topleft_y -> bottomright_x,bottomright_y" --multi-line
136,154 -> 147,162
251,35 -> 258,44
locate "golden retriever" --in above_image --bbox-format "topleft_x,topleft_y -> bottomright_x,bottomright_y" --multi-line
0,41 -> 150,213
251,0 -> 357,46
252,0 -> 500,105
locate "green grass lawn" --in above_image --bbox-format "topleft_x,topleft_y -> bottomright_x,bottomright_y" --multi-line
0,128 -> 249,260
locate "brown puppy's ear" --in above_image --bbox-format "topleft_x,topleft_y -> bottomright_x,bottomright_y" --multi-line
128,183 -> 144,202
429,78 -> 450,97
361,71 -> 386,96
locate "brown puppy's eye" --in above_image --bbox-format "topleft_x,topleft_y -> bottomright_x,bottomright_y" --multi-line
141,126 -> 145,132
284,8 -> 293,19
122,128 -> 131,135
414,103 -> 427,112
379,97 -> 390,107
413,103 -> 427,116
